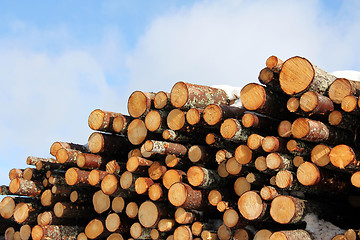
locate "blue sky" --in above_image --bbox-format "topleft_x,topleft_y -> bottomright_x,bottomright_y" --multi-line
0,0 -> 359,186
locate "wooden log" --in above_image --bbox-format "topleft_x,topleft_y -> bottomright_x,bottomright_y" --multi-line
217,224 -> 232,240
329,144 -> 360,170
258,67 -> 281,91
235,145 -> 255,165
187,166 -> 223,189
5,227 -> 15,240
247,133 -> 264,152
279,56 -> 336,96
167,108 -> 192,132
173,225 -> 193,240
311,144 -> 332,167
88,132 -> 131,155
170,81 -> 229,110
266,153 -> 293,171
88,109 -> 122,133
328,110 -> 360,131
237,191 -> 267,221
293,156 -> 305,168
270,195 -> 305,224
126,156 -> 153,174
77,232 -> 88,240
168,182 -> 207,210
65,168 -> 91,186
254,229 -> 272,240
188,145 -> 215,164
329,78 -> 360,104
54,202 -> 94,219
150,228 -> 167,240
203,104 -> 245,127
120,171 -> 139,191
148,183 -> 166,201
215,149 -> 233,164
186,108 -> 205,126
111,197 -> 125,213
9,168 -> 23,180
241,112 -> 279,133
128,91 -> 155,118
266,55 -> 284,73
286,139 -> 313,156
101,174 -> 133,197
126,202 -> 139,219
130,222 -> 152,239
220,118 -> 251,143
9,178 -> 43,197
269,230 -> 312,240
240,83 -> 288,117
223,208 -> 244,229
48,172 -> 67,186
158,219 -> 176,232
14,202 -> 39,224
51,185 -> 72,196
254,156 -> 269,173
299,91 -> 334,115
0,196 -> 18,219
287,97 -> 300,113
93,190 -> 111,214
234,177 -> 251,197
154,91 -> 171,110
112,113 -> 133,135
50,141 -> 88,157
144,140 -> 188,156
206,133 -> 237,149
277,120 -> 292,138
26,156 -> 56,166
70,190 -> 92,204
106,160 -> 124,175
40,189 -> 67,207
138,201 -> 169,228
148,161 -> 167,181
134,177 -> 154,195
163,129 -> 194,143
85,218 -> 110,239
246,172 -> 268,186
107,233 -> 124,240
56,148 -> 82,165
105,213 -> 131,233
145,110 -> 168,133
208,190 -> 227,207
225,157 -> 245,176
291,117 -> 353,145
174,207 -> 202,224
341,95 -> 360,115
88,169 -> 108,187
217,162 -> 229,178
23,168 -> 44,182
162,169 -> 187,189
32,225 -> 83,240
260,186 -> 279,201
261,136 -> 287,153
20,224 -> 31,240
76,153 -> 107,170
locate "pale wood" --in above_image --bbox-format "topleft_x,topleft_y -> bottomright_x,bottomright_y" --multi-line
187,166 -> 222,189
54,202 -> 94,219
247,133 -> 264,151
188,145 -> 215,164
162,169 -> 186,189
186,108 -> 204,126
145,109 -> 168,132
125,202 -> 138,219
328,110 -> 360,131
261,136 -> 286,153
134,177 -> 154,195
286,139 -> 313,156
173,225 -> 193,240
20,224 -> 31,240
105,213 -> 130,233
9,168 -> 23,181
238,191 -> 267,221
144,140 -> 188,156
286,97 -> 300,113
127,91 -> 155,118
260,186 -> 278,201
154,91 -> 171,109
126,156 -> 153,174
266,55 -> 284,72
158,219 -> 176,232
168,182 -> 206,210
215,149 -> 233,164
277,120 -> 292,138
299,91 -> 334,115
14,202 -> 38,224
130,222 -> 151,239
106,160 -> 122,175
88,132 -> 131,154
341,95 -> 360,115
65,168 -> 91,186
235,145 -> 254,164
234,177 -> 251,197
329,78 -> 360,104
329,144 -> 359,169
203,104 -> 245,126
127,118 -> 149,145
269,230 -> 312,240
50,141 -> 88,157
32,225 -> 83,240
93,190 -> 111,214
88,169 -> 108,187
112,114 -> 132,134
77,153 -> 106,170
85,218 -> 108,239
138,201 -> 167,228
270,195 -> 305,224
217,224 -> 232,240
9,178 -> 43,197
311,144 -> 331,167
88,109 -> 122,133
148,161 -> 167,181
258,67 -> 280,91
220,118 -> 250,143
254,229 -> 272,240
148,183 -> 165,201
265,153 -> 293,171
112,197 -> 125,213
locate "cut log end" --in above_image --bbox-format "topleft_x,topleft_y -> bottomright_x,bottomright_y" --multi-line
223,208 -> 239,228
242,113 -> 258,128
138,201 -> 160,228
266,153 -> 282,170
240,83 -> 266,110
235,145 -> 253,165
278,120 -> 292,138
113,115 -> 127,133
276,170 -> 293,189
351,171 -> 360,188
126,202 -> 138,219
247,134 -> 263,150
128,91 -> 151,118
186,108 -> 202,126
88,132 -> 104,154
238,191 -> 264,220
168,182 -> 187,207
187,166 -> 205,187
14,202 -> 30,224
234,177 -> 251,197
329,78 -> 353,104
127,119 -> 148,145
0,197 -> 15,219
170,82 -> 189,109
299,91 -> 318,112
145,110 -> 162,132
174,225 -> 192,240
65,168 -> 79,186
154,91 -> 169,109
167,109 -> 186,131
85,219 -> 104,239
203,104 -> 222,126
31,226 -> 44,240
311,144 -> 331,167
220,118 -> 239,139
255,156 -> 268,172
329,144 -> 355,169
297,162 -> 320,186
105,213 -> 121,232
101,174 -> 119,195
88,109 -> 106,131
291,118 -> 310,139
287,97 -> 300,113
341,95 -> 358,112
270,196 -> 303,224
208,190 -> 222,206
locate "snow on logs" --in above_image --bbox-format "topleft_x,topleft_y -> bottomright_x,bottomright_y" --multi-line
1,55 -> 360,240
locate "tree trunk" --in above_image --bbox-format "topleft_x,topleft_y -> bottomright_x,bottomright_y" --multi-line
266,55 -> 284,73
144,140 -> 188,156
88,109 -> 122,133
127,91 -> 155,118
65,168 -> 91,186
32,225 -> 83,240
299,91 -> 334,115
88,132 -> 131,155
168,182 -> 208,210
112,113 -> 133,134
50,142 -> 88,157
220,118 -> 251,143
76,153 -> 107,170
9,178 -> 43,197
154,91 -> 171,110
203,104 -> 245,127
145,109 -> 168,133
329,78 -> 360,104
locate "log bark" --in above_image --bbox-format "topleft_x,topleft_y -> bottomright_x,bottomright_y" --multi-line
148,183 -> 166,201
329,144 -> 360,170
286,139 -> 313,156
170,81 -> 229,110
76,153 -> 107,170
203,104 -> 245,127
269,230 -> 312,240
40,189 -> 68,207
329,78 -> 360,104
54,202 -> 95,219
88,169 -> 109,187
154,91 -> 171,110
291,117 -> 353,145
85,218 -> 110,239
299,91 -> 334,115
112,114 -> 132,134
56,148 -> 82,165
241,112 -> 279,133
32,225 -> 83,240
88,109 -> 122,133
13,202 -> 40,224
168,182 -> 208,210
88,132 -> 131,155
220,118 -> 251,143
126,156 -> 153,174
9,178 -> 43,197
328,110 -> 360,131
279,56 -> 337,96
186,108 -> 205,126
127,91 -> 155,118
162,169 -> 187,189
105,213 -> 131,233
260,186 -> 279,201
50,142 -> 88,157
261,136 -> 287,153
130,222 -> 152,239
265,153 -> 293,171
144,140 -> 188,156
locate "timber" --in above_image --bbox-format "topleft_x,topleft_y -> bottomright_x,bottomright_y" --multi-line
128,91 -> 155,118
88,109 -> 122,133
328,78 -> 360,104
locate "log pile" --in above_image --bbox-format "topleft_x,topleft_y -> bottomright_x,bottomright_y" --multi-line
1,55 -> 360,240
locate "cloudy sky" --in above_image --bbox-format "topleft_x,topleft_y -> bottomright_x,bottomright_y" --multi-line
0,0 -> 359,186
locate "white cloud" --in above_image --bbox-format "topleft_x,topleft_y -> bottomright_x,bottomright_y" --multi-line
126,0 -> 360,95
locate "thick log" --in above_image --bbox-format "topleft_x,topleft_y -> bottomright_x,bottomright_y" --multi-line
266,153 -> 293,171
154,91 -> 171,110
311,144 -> 332,167
223,208 -> 244,228
148,183 -> 166,201
40,189 -> 67,207
125,202 -> 139,219
19,224 -> 31,240
120,171 -> 139,191
126,156 -> 153,174
277,120 -> 292,138
101,174 -> 133,197
254,229 -> 272,240
247,133 -> 264,152
217,224 -> 232,240
0,196 -> 18,219
187,166 -> 223,189
77,153 -> 107,170
220,118 -> 251,143
293,156 -> 305,168
291,117 -> 353,145
32,225 -> 83,240
65,168 -> 91,186
203,104 -> 245,127
148,161 -> 167,181
270,195 -> 305,224
167,108 -> 193,132
145,110 -> 168,133
88,169 -> 108,187
258,67 -> 281,91
299,91 -> 334,115
112,114 -> 132,134
173,225 -> 193,240
266,55 -> 284,73
238,191 -> 267,221
170,81 -> 229,109
186,108 -> 205,126
158,219 -> 176,232
144,140 -> 188,156
225,157 -> 245,176
14,202 -> 39,224
279,56 -> 337,96
138,201 -> 169,228
88,132 -> 131,155
93,190 -> 111,214
329,144 -> 360,170
70,190 -> 93,204
111,197 -> 125,213
88,109 -> 122,133
130,222 -> 152,239
208,189 -> 228,207
9,178 -> 43,197
240,83 -> 288,117
105,213 -> 131,233
234,145 -> 255,165
50,142 -> 89,157
188,145 -> 215,164
328,110 -> 360,131
134,177 -> 154,195
341,95 -> 360,115
54,202 -> 94,219
128,91 -> 155,118
85,219 -> 110,239
269,230 -> 312,240
107,233 -> 124,240
260,186 -> 279,201
234,177 -> 251,197
329,78 -> 360,104
261,136 -> 287,153
162,169 -> 187,189
9,168 -> 23,180
168,182 -> 207,210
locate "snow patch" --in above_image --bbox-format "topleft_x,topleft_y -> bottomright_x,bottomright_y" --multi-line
331,70 -> 360,81
304,213 -> 345,240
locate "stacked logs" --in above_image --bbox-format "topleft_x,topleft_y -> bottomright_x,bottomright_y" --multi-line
1,56 -> 360,240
